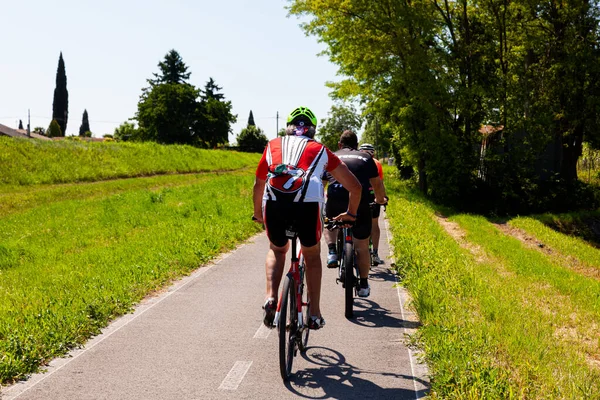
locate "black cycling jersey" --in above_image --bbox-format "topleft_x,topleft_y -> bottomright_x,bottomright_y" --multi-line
323,147 -> 379,206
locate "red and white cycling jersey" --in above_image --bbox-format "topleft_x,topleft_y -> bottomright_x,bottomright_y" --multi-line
256,135 -> 341,202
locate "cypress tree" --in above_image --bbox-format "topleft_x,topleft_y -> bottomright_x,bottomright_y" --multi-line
18,120 -> 23,130
247,110 -> 256,127
52,52 -> 68,136
79,109 -> 90,136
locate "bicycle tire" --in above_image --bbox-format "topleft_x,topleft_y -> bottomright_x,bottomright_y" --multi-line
278,274 -> 297,381
344,241 -> 354,319
298,257 -> 310,352
336,229 -> 344,273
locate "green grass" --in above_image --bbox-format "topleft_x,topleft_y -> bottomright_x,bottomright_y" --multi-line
385,173 -> 600,399
509,215 -> 600,269
0,137 -> 259,187
0,172 -> 261,383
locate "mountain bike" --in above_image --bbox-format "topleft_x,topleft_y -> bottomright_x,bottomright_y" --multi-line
325,219 -> 359,319
273,225 -> 310,381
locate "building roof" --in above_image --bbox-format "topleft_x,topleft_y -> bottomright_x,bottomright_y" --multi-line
0,123 -> 52,140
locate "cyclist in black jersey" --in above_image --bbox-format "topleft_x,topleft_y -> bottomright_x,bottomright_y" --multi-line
323,130 -> 386,297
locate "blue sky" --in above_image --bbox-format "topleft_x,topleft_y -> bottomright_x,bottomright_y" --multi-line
0,1 -> 340,141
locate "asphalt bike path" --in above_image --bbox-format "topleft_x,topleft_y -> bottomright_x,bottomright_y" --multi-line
2,213 -> 428,399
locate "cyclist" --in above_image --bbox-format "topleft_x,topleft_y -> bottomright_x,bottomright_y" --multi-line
323,131 -> 387,297
252,107 -> 362,330
358,143 -> 387,265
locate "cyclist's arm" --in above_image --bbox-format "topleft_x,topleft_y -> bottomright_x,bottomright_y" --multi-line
253,177 -> 265,223
369,176 -> 387,205
329,163 -> 361,218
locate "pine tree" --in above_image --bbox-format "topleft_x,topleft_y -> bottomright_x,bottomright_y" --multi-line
52,52 -> 68,136
150,49 -> 191,85
18,120 -> 23,130
247,110 -> 256,127
79,109 -> 90,136
202,78 -> 225,100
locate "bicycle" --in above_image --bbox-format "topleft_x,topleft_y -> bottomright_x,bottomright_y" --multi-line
325,219 -> 359,319
273,225 -> 310,381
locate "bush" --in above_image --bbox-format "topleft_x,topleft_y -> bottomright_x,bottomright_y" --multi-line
237,125 -> 268,153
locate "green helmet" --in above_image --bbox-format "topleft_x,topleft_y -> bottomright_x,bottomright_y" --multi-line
287,107 -> 317,127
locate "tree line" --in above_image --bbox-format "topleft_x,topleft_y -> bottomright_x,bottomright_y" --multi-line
42,50 -> 242,148
289,0 -> 600,213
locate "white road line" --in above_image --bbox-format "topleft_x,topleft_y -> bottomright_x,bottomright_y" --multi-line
253,323 -> 272,339
218,361 -> 253,391
2,237 -> 259,400
384,215 -> 423,399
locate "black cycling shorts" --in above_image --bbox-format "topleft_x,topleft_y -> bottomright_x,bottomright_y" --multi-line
263,201 -> 322,248
325,198 -> 372,240
371,203 -> 382,218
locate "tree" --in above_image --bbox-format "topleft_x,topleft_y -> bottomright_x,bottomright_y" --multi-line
33,127 -> 45,135
79,109 -> 90,137
52,52 -> 68,136
47,119 -> 62,138
202,78 -> 225,101
198,78 -> 236,147
248,110 -> 256,127
136,83 -> 200,144
113,121 -> 138,141
135,50 -> 202,145
289,0 -> 600,212
237,125 -> 268,152
18,120 -> 23,130
317,103 -> 362,151
149,49 -> 191,85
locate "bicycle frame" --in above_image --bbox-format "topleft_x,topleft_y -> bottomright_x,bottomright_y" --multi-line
273,232 -> 306,331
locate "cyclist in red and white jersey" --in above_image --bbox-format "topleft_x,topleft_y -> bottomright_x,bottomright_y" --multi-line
252,107 -> 362,330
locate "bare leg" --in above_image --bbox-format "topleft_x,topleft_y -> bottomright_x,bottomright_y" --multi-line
324,227 -> 337,246
354,238 -> 370,279
371,217 -> 380,253
265,242 -> 288,300
302,242 -> 322,317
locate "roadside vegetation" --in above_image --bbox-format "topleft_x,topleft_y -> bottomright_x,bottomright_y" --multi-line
385,169 -> 600,399
0,171 -> 261,384
0,137 -> 257,187
0,139 -> 261,384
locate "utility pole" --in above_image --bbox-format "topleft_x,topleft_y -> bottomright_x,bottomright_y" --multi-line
276,111 -> 279,139
27,109 -> 31,138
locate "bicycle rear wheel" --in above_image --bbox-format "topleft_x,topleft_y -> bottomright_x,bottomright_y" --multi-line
343,242 -> 354,319
299,258 -> 310,352
278,274 -> 297,380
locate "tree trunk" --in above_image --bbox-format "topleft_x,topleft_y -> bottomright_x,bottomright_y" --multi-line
560,127 -> 584,183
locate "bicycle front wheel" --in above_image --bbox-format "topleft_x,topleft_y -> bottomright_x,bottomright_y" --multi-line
278,274 -> 297,381
343,242 -> 354,319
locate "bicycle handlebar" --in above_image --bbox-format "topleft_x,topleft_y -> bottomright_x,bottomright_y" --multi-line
324,218 -> 354,231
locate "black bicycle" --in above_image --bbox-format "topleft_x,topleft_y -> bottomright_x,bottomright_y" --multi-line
325,219 -> 359,319
274,225 -> 310,381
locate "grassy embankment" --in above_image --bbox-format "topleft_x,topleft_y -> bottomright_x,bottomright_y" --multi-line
0,138 -> 261,384
385,169 -> 600,399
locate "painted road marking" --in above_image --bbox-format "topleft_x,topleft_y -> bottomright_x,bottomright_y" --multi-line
253,323 -> 272,339
218,361 -> 253,391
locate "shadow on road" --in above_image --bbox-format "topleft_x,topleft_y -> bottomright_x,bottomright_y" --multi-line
346,298 -> 421,330
285,346 -> 428,399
